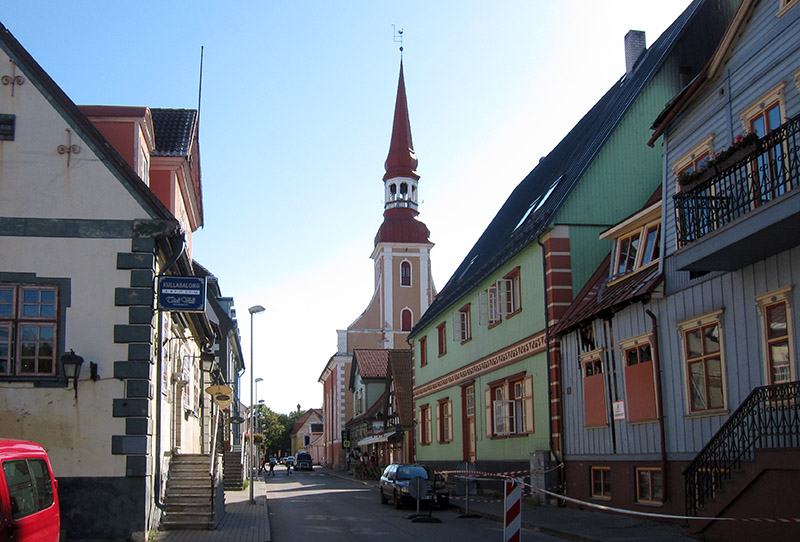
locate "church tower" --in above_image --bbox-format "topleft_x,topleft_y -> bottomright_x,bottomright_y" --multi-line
320,58 -> 435,469
371,59 -> 435,348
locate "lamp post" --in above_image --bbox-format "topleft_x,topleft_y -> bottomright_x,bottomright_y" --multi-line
248,305 -> 265,504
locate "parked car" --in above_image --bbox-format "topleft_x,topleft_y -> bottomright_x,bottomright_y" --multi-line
379,463 -> 449,509
295,452 -> 312,471
0,439 -> 60,541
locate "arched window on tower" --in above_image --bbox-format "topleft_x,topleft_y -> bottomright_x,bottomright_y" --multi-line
401,308 -> 413,331
400,182 -> 408,199
400,260 -> 412,286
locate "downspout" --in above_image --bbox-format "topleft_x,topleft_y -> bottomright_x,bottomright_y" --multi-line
646,309 -> 669,502
602,317 -> 619,454
154,234 -> 186,511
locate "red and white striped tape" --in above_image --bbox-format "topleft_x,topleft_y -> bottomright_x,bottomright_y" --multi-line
504,478 -> 522,542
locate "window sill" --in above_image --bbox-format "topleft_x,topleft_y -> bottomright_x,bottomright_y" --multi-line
488,321 -> 502,330
606,259 -> 659,287
505,309 -> 522,320
488,432 -> 530,440
460,337 -> 472,345
685,409 -> 729,419
591,495 -> 612,501
636,500 -> 664,507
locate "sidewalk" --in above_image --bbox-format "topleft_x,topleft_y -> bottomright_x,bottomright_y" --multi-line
153,474 -> 271,542
323,468 -> 694,542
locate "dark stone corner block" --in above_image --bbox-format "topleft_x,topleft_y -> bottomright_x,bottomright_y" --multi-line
113,398 -> 149,418
111,435 -> 148,455
114,361 -> 151,379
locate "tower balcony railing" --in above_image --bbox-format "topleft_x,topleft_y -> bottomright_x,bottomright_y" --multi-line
674,114 -> 800,248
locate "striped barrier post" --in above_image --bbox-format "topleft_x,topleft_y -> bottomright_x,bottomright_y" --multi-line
504,477 -> 522,542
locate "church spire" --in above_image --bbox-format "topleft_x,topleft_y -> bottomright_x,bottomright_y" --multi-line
383,60 -> 420,211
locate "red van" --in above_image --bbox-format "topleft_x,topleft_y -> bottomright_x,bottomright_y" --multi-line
0,440 -> 60,542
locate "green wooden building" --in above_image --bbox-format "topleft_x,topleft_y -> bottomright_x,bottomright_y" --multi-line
408,0 -> 738,480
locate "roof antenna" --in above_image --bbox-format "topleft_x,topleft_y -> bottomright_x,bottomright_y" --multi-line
392,25 -> 404,56
196,46 -> 204,128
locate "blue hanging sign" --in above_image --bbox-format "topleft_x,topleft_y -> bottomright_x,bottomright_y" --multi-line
158,276 -> 206,312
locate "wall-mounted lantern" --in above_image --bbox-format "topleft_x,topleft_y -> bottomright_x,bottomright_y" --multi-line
61,349 -> 84,400
200,350 -> 216,373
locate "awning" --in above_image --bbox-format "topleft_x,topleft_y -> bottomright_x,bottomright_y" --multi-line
357,431 -> 396,446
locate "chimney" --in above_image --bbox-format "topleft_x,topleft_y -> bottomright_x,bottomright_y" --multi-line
624,30 -> 646,73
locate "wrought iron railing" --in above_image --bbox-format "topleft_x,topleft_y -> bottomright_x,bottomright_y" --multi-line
684,382 -> 800,516
674,114 -> 800,247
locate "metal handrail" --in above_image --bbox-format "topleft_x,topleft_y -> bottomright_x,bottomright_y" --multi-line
209,406 -> 219,476
683,382 -> 800,515
674,114 -> 800,247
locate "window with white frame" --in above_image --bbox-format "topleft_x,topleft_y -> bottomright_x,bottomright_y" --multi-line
401,308 -> 413,332
636,467 -> 663,503
742,83 -> 787,205
756,287 -> 795,385
601,203 -> 661,281
479,268 -> 522,327
679,311 -> 726,414
419,404 -> 432,445
0,284 -> 58,377
485,375 -> 534,437
437,399 -> 453,443
453,303 -> 472,343
400,260 -> 412,287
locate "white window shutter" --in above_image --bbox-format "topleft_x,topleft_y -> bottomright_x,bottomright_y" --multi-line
484,388 -> 492,437
524,376 -> 535,433
479,291 -> 489,326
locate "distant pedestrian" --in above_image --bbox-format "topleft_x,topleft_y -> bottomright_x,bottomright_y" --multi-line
287,462 -> 292,475
269,457 -> 276,476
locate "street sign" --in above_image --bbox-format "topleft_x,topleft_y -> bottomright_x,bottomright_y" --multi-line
158,276 -> 206,312
342,440 -> 350,448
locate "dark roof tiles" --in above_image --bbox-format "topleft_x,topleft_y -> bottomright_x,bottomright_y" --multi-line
410,0 -> 709,335
151,108 -> 196,157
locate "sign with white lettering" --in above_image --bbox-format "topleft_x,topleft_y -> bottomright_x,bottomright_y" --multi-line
158,276 -> 206,312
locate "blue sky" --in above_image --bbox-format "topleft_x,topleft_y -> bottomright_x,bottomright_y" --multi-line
3,1 -> 694,414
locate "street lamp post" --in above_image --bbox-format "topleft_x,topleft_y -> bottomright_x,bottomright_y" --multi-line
248,305 -> 265,505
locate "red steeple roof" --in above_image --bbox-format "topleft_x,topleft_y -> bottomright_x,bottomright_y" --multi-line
383,60 -> 419,181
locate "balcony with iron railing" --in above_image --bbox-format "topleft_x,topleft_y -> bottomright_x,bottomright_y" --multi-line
673,114 -> 800,272
683,381 -> 800,516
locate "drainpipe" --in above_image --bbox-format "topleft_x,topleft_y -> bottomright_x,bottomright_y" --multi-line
646,309 -> 669,502
154,234 -> 186,511
602,317 -> 618,454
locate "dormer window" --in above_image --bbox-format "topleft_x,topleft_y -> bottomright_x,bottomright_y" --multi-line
601,201 -> 661,281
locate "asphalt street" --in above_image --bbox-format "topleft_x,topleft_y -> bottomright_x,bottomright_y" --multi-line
264,466 -> 561,542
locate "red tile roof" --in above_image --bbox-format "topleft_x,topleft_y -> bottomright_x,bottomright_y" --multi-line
353,349 -> 389,379
553,255 -> 663,336
374,207 -> 431,245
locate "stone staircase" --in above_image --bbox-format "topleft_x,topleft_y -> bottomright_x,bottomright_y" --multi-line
223,447 -> 244,490
161,453 -> 216,530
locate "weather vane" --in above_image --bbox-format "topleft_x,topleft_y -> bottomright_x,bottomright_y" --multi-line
393,24 -> 404,53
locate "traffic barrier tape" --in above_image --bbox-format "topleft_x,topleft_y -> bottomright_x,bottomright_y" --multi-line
526,482 -> 800,523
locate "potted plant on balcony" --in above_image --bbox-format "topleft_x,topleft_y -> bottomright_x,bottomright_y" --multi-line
677,132 -> 761,189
